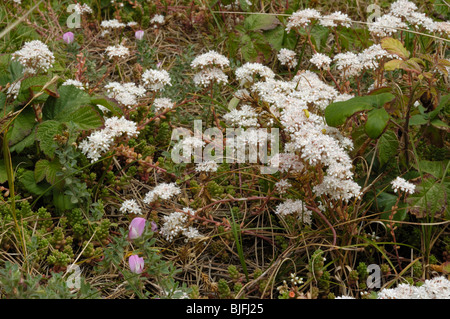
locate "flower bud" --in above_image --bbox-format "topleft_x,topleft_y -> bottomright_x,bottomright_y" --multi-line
63,32 -> 75,44
128,217 -> 146,240
129,255 -> 145,274
135,30 -> 144,40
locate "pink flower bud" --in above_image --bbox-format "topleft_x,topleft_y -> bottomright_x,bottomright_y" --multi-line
129,255 -> 145,274
128,217 -> 146,240
135,30 -> 144,40
63,32 -> 75,44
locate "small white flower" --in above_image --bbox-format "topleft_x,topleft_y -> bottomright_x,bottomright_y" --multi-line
191,50 -> 230,70
12,40 -> 55,75
101,19 -> 126,29
105,44 -> 130,59
286,8 -> 321,31
62,79 -> 88,90
310,53 -> 332,70
143,183 -> 181,204
120,199 -> 142,215
275,179 -> 291,194
142,69 -> 172,91
278,48 -> 298,69
391,176 -> 415,194
195,160 -> 219,173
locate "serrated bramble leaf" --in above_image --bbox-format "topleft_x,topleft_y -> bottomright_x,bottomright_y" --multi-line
378,130 -> 398,167
42,85 -> 91,121
34,159 -> 49,183
69,106 -> 103,130
381,37 -> 410,60
384,59 -> 402,71
36,120 -> 63,158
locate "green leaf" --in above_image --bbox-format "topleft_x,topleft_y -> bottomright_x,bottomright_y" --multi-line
378,131 -> 398,167
9,60 -> 23,81
16,75 -> 52,103
365,108 -> 390,139
6,107 -> 36,146
263,25 -> 285,51
325,93 -> 394,127
400,59 -> 422,73
384,59 -> 403,71
407,177 -> 449,219
243,14 -> 279,31
45,160 -> 62,185
430,119 -> 450,130
53,189 -> 76,211
240,34 -> 258,62
238,0 -> 251,11
0,160 -> 6,183
36,120 -> 63,158
9,132 -> 35,154
417,160 -> 449,179
381,37 -> 410,60
310,25 -> 330,51
91,96 -> 122,117
227,97 -> 240,111
378,192 -> 408,222
69,106 -> 103,130
34,159 -> 49,183
42,85 -> 91,121
409,114 -> 427,126
427,94 -> 449,120
19,170 -> 50,196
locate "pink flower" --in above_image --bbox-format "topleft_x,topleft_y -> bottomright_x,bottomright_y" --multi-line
150,221 -> 158,232
129,255 -> 145,274
128,217 -> 146,240
63,32 -> 75,44
135,30 -> 144,40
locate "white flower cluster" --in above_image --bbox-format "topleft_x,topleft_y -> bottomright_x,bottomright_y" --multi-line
236,66 -> 361,201
377,276 -> 450,299
333,44 -> 395,77
62,79 -> 88,90
235,62 -> 275,85
101,19 -> 126,29
274,199 -> 313,225
319,11 -> 352,28
368,14 -> 407,37
368,0 -> 446,36
269,153 -> 304,174
150,14 -> 165,28
191,50 -> 230,87
11,40 -> 55,75
142,182 -> 181,204
286,8 -> 321,31
223,104 -> 259,127
277,48 -> 298,69
119,199 -> 142,215
105,44 -> 130,59
310,53 -> 332,70
142,69 -> 172,91
391,176 -> 416,195
79,116 -> 139,162
160,208 -> 202,242
153,97 -> 174,113
195,160 -> 219,173
6,81 -> 21,99
275,179 -> 292,194
105,81 -> 146,107
73,3 -> 93,15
